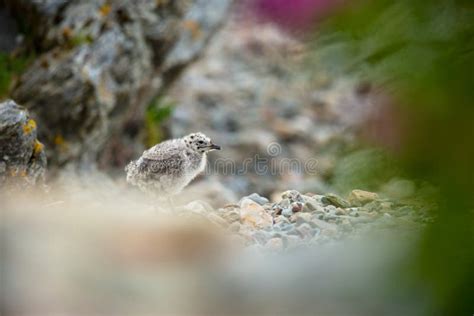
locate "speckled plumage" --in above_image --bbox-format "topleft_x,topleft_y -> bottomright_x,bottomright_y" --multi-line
125,133 -> 220,196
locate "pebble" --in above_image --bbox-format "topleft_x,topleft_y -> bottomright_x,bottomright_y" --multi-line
198,189 -> 430,250
265,238 -> 284,251
322,193 -> 350,208
303,199 -> 323,212
207,213 -> 228,227
281,190 -> 305,203
240,198 -> 273,229
281,207 -> 293,217
221,210 -> 241,223
348,189 -> 379,206
291,212 -> 312,225
244,193 -> 269,205
296,223 -> 314,240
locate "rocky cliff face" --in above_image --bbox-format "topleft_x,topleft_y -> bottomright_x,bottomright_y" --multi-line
4,0 -> 231,168
0,99 -> 46,188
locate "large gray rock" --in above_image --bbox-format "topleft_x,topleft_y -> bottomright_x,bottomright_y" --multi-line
0,99 -> 46,187
5,0 -> 231,168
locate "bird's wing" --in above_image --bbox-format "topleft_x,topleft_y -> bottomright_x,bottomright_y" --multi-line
139,145 -> 185,175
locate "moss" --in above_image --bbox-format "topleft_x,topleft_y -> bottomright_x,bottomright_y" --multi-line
0,52 -> 34,98
69,33 -> 94,47
145,96 -> 175,147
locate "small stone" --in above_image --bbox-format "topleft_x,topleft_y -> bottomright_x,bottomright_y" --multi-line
243,193 -> 269,206
322,193 -> 350,208
281,190 -> 304,203
281,207 -> 293,217
277,198 -> 291,209
207,213 -> 228,227
221,210 -> 241,223
240,198 -> 273,229
296,223 -> 314,240
348,189 -> 379,206
274,215 -> 290,225
293,212 -> 312,225
335,208 -> 347,215
349,209 -> 359,217
265,238 -> 284,251
291,202 -> 303,213
311,218 -> 338,235
252,231 -> 271,245
185,200 -> 213,215
275,221 -> 295,232
302,199 -> 323,212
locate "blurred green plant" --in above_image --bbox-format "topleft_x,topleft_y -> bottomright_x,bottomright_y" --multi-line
145,96 -> 175,147
0,52 -> 34,98
309,0 -> 474,314
332,148 -> 400,194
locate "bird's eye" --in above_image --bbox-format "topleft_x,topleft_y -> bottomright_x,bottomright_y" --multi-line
198,141 -> 204,144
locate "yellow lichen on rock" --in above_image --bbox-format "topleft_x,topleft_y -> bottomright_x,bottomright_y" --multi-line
22,119 -> 37,135
183,20 -> 202,40
99,4 -> 111,17
33,140 -> 44,156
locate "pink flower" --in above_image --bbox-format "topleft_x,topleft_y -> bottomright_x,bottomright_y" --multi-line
252,0 -> 342,31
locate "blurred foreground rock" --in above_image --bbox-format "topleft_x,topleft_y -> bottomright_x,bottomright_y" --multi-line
4,0 -> 231,167
0,99 -> 46,188
2,183 -> 433,315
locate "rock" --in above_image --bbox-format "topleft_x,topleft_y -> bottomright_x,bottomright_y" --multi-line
285,235 -> 302,248
322,193 -> 350,208
281,190 -> 305,203
291,202 -> 303,213
265,237 -> 283,251
303,198 -> 324,212
296,223 -> 314,240
240,198 -> 273,229
220,209 -> 241,224
243,193 -> 269,206
274,215 -> 290,225
281,207 -> 293,217
348,189 -> 379,206
311,217 -> 338,234
6,0 -> 231,168
0,100 -> 46,188
207,213 -> 227,227
183,200 -> 214,215
292,212 -> 312,225
252,231 -> 271,245
349,209 -> 359,217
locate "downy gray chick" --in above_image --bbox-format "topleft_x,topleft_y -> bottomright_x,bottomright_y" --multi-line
125,132 -> 221,197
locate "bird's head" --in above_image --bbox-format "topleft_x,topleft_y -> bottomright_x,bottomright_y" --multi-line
183,132 -> 221,153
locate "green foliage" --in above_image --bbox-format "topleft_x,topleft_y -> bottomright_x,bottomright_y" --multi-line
332,148 -> 399,194
145,96 -> 175,146
0,52 -> 34,98
311,1 -> 474,314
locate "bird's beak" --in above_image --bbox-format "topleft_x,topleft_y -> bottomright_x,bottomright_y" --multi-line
210,143 -> 221,150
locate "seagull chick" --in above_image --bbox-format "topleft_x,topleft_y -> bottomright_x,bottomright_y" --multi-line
125,132 -> 221,197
